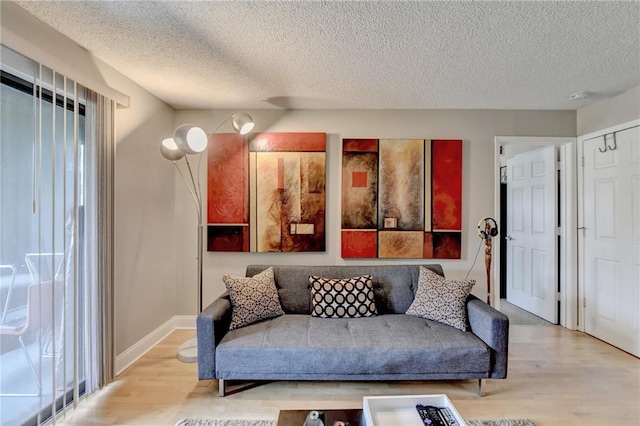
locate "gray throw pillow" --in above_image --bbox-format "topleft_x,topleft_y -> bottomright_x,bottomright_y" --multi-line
223,267 -> 284,330
405,266 -> 475,331
309,275 -> 377,318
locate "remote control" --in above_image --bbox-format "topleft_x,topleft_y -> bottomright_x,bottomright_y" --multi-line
437,407 -> 459,425
415,404 -> 459,426
415,405 -> 446,426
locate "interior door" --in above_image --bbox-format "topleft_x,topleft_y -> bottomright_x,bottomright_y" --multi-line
506,146 -> 558,323
581,125 -> 639,357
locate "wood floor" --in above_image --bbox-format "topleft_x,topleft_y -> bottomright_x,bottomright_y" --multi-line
56,326 -> 639,426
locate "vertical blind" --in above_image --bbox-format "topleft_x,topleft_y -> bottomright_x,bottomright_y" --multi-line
0,45 -> 115,425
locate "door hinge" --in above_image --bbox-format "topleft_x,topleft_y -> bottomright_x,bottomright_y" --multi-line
556,292 -> 562,302
583,297 -> 586,308
581,156 -> 585,167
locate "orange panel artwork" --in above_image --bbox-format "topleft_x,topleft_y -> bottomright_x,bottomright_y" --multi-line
208,132 -> 326,252
341,138 -> 462,259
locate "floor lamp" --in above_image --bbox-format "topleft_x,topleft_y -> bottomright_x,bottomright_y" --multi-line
160,113 -> 255,363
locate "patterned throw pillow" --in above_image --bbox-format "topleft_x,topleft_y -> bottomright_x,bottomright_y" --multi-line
309,275 -> 377,318
405,266 -> 475,331
223,267 -> 284,330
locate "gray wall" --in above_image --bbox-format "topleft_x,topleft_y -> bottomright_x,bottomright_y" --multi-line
1,2 -> 178,356
174,109 -> 577,313
577,85 -> 640,135
113,79 -> 176,356
17,1 -> 638,358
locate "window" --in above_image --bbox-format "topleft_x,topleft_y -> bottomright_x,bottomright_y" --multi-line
0,46 -> 110,426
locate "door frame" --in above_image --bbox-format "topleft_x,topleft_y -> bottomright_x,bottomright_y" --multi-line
494,136 -> 578,329
576,118 -> 640,333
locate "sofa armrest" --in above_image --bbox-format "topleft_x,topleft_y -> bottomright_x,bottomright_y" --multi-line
466,295 -> 509,379
197,295 -> 232,380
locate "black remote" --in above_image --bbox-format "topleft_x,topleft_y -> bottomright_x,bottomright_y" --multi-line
438,406 -> 459,425
415,404 -> 459,426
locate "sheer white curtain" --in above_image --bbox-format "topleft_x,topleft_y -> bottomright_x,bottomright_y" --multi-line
84,90 -> 116,390
0,45 -> 115,425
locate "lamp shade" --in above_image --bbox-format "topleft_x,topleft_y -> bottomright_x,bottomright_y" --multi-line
231,113 -> 255,135
174,124 -> 208,154
160,138 -> 185,161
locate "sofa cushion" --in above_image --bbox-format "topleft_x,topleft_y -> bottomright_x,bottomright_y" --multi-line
406,266 -> 475,331
223,267 -> 284,330
216,314 -> 491,379
310,275 -> 377,318
246,264 -> 445,315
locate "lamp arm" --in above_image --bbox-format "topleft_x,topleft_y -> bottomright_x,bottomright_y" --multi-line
196,151 -> 204,212
184,156 -> 203,222
173,159 -> 204,315
173,161 -> 203,225
209,115 -> 234,135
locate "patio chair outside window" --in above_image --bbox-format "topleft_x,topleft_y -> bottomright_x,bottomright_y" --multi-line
0,281 -> 57,397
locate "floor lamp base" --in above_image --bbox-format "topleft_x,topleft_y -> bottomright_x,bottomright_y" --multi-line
177,337 -> 198,363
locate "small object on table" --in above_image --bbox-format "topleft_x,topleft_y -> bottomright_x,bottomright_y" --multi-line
303,410 -> 324,426
278,408 -> 362,426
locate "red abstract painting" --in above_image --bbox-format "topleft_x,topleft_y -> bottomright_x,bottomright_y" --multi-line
207,133 -> 248,224
341,138 -> 462,259
432,140 -> 462,231
208,132 -> 326,252
341,230 -> 377,258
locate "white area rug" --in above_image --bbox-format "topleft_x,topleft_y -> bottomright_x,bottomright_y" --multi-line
175,421 -> 275,426
175,418 -> 535,426
467,420 -> 535,426
499,299 -> 552,326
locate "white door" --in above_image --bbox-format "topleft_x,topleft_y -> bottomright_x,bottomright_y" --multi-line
506,146 -> 558,323
581,125 -> 640,357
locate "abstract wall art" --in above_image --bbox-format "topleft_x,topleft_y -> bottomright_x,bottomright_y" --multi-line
341,138 -> 462,259
208,132 -> 326,253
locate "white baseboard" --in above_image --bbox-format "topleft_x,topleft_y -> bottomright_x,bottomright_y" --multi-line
115,315 -> 197,376
173,315 -> 197,329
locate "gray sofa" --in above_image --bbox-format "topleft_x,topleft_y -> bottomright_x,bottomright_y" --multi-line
197,264 -> 509,396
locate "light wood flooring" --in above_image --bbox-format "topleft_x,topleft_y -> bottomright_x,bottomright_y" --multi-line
55,326 -> 639,426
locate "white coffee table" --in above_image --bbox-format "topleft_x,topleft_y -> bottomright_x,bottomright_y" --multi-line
363,394 -> 467,426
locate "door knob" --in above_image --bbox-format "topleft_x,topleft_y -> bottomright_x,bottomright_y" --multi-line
506,235 -> 513,240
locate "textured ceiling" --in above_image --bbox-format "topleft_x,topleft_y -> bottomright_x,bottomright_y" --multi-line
13,0 -> 640,110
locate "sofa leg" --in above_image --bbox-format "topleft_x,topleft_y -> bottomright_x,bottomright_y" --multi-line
217,380 -> 272,397
478,379 -> 483,397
